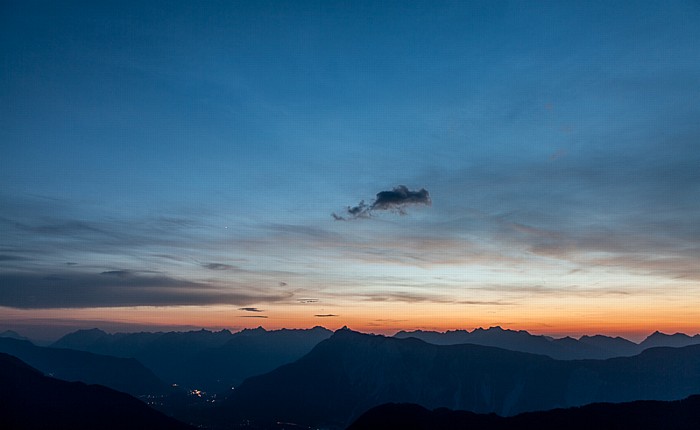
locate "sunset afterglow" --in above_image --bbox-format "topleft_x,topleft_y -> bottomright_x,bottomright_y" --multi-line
2,1 -> 699,342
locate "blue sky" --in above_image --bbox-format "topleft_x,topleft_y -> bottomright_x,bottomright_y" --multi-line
1,1 -> 699,339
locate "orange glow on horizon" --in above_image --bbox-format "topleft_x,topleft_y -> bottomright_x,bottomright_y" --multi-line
2,302 -> 699,343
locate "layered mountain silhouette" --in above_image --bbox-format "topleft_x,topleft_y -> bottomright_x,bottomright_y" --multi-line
0,352 -> 192,430
394,326 -> 700,359
53,326 -> 332,391
219,328 -> 700,428
189,326 -> 334,391
0,329 -> 30,342
641,331 -> 700,349
0,337 -> 166,396
348,395 -> 700,430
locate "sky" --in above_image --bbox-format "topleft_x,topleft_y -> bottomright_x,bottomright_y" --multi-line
1,0 -> 699,341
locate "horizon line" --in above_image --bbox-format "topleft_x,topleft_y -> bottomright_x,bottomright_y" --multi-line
4,323 -> 700,345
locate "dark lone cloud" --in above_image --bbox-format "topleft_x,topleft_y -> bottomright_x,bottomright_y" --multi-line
314,314 -> 338,317
298,298 -> 319,303
373,186 -> 431,210
240,315 -> 268,319
239,307 -> 263,312
333,185 -> 431,220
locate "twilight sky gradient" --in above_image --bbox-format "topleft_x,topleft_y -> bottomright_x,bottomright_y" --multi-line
2,1 -> 700,341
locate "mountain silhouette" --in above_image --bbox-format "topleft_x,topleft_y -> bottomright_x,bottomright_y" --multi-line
0,329 -> 30,342
395,326 -> 660,359
576,334 -> 640,356
0,337 -> 166,396
189,326 -> 334,391
220,328 -> 700,428
640,331 -> 700,349
53,326 -> 332,392
348,395 -> 700,430
0,352 -> 192,430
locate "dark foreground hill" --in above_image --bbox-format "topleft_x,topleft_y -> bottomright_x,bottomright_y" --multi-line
348,395 -> 700,430
220,328 -> 700,429
0,337 -> 166,396
53,326 -> 332,392
0,352 -> 192,430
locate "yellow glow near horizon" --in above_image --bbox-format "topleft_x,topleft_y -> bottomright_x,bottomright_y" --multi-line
2,293 -> 699,343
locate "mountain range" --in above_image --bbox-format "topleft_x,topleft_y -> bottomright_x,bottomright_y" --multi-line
3,326 -> 700,429
52,326 -> 333,392
219,328 -> 700,428
394,326 -> 700,359
0,352 -> 191,430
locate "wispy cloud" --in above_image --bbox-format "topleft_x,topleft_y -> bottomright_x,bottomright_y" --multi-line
361,292 -> 448,304
239,307 -> 263,312
457,300 -> 515,306
0,271 -> 291,309
0,255 -> 29,262
203,263 -> 239,271
100,270 -> 133,277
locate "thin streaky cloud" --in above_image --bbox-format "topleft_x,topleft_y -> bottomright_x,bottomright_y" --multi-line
204,263 -> 239,271
0,271 -> 291,309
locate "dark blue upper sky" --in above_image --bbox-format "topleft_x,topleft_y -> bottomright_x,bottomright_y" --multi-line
1,1 -> 699,338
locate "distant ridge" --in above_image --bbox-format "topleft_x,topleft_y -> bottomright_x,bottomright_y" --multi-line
0,330 -> 30,342
394,327 -> 700,359
641,331 -> 700,349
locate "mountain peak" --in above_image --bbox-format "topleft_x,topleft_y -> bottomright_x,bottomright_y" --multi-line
54,328 -> 109,346
74,328 -> 109,337
240,326 -> 267,335
331,326 -> 371,340
644,330 -> 692,341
